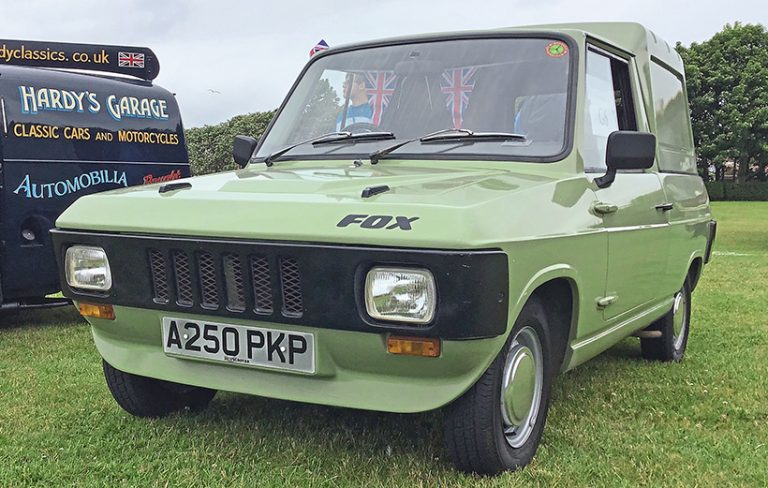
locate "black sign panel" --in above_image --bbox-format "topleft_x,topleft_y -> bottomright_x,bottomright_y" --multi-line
0,39 -> 159,80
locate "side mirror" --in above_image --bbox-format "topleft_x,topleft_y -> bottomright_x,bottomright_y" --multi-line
595,131 -> 656,188
233,135 -> 259,168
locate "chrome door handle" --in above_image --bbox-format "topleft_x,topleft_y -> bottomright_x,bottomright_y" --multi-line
655,203 -> 674,212
593,202 -> 618,215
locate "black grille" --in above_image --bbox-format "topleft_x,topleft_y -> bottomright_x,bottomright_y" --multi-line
149,249 -> 169,303
223,254 -> 246,312
173,251 -> 193,307
280,257 -> 304,318
145,249 -> 302,319
198,252 -> 219,309
251,256 -> 274,314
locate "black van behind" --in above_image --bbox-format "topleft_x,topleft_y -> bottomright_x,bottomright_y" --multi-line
0,40 -> 189,309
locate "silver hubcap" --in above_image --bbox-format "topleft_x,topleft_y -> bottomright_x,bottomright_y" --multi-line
500,327 -> 544,448
672,291 -> 688,350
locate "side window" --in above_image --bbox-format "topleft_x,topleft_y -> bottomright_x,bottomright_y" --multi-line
583,48 -> 637,171
650,62 -> 696,174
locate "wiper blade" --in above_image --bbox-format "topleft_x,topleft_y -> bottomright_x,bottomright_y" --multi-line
420,128 -> 527,143
368,128 -> 527,164
312,131 -> 395,146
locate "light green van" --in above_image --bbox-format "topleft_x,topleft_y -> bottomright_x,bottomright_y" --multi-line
52,22 -> 716,474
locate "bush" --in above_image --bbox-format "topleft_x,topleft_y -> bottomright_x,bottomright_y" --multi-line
185,111 -> 275,175
705,181 -> 768,201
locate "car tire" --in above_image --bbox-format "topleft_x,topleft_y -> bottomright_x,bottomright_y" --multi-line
103,360 -> 216,418
443,297 -> 553,475
641,280 -> 692,362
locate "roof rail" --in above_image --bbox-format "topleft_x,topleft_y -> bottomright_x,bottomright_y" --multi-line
0,39 -> 160,81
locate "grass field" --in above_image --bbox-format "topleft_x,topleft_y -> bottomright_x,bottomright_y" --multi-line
1,202 -> 766,487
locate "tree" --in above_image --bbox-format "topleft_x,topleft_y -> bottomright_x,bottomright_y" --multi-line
185,111 -> 275,175
678,23 -> 768,183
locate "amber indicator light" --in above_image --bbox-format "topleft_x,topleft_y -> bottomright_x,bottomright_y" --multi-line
387,335 -> 441,357
78,303 -> 116,320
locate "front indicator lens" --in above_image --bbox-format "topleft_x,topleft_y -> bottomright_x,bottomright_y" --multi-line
365,267 -> 436,324
65,245 -> 112,291
78,303 -> 115,320
387,335 -> 441,357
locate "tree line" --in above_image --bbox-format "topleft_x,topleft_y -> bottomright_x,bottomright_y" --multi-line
187,23 -> 768,186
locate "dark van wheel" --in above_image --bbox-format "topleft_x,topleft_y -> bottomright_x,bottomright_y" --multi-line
641,280 -> 692,362
103,360 -> 216,418
443,297 -> 553,475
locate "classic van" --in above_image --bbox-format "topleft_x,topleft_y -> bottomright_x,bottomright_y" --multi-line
52,23 -> 715,474
0,39 -> 189,310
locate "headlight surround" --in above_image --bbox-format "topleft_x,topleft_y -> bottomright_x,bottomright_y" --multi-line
65,245 -> 112,291
364,267 -> 436,324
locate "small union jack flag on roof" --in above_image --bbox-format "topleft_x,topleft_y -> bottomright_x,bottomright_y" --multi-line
441,67 -> 477,129
118,52 -> 145,69
309,40 -> 329,58
363,71 -> 397,126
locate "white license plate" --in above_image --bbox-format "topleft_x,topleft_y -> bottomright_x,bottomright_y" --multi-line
162,317 -> 315,374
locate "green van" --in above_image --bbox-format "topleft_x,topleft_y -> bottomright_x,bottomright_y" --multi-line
51,23 -> 716,474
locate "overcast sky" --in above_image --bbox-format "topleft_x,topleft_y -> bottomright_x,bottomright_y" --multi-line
2,0 -> 764,128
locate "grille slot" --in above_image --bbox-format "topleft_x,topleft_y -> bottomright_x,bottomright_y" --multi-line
198,252 -> 219,309
280,257 -> 304,318
223,254 -> 246,312
250,256 -> 274,314
172,251 -> 193,307
149,249 -> 169,304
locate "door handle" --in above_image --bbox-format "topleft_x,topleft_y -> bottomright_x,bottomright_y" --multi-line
593,202 -> 618,215
655,203 -> 674,212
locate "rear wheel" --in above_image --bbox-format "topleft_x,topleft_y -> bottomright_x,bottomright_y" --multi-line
641,280 -> 692,362
103,360 -> 216,418
443,297 -> 553,475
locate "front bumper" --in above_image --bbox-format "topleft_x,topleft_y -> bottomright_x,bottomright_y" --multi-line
89,306 -> 507,413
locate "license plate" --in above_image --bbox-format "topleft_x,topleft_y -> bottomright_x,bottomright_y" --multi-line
162,317 -> 315,374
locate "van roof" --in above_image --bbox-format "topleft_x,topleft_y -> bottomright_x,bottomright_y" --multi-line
322,22 -> 684,76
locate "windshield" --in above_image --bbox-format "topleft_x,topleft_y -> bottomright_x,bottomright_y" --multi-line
256,37 -> 573,161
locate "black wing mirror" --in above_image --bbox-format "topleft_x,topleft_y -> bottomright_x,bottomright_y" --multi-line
595,131 -> 656,188
232,135 -> 259,168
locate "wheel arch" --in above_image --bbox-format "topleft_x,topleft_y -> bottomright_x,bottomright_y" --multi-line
513,265 -> 580,374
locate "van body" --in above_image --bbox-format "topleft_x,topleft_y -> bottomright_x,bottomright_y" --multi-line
51,24 -> 715,474
0,40 -> 189,308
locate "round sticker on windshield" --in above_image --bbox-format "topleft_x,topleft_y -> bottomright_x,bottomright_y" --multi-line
546,41 -> 569,57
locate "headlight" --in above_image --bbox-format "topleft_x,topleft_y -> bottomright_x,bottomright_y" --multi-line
364,267 -> 436,324
65,246 -> 112,291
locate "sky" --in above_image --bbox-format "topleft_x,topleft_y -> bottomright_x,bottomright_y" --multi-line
1,0 -> 765,128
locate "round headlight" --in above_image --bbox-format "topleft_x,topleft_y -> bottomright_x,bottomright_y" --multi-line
364,267 -> 436,324
65,245 -> 112,291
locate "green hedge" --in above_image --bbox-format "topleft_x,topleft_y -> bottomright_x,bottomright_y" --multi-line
705,181 -> 768,201
186,111 -> 275,175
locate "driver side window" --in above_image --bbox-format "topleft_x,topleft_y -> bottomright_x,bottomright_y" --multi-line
583,47 -> 637,171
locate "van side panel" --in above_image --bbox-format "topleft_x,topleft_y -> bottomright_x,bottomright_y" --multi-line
0,66 -> 189,301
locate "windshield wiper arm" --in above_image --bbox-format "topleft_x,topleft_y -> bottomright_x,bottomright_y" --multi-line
260,131 -> 352,166
368,128 -> 527,164
260,131 -> 397,165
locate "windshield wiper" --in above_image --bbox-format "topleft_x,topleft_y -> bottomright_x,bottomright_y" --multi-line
259,131 -> 395,166
368,128 -> 527,164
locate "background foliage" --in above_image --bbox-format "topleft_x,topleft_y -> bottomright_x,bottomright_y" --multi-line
186,111 -> 275,175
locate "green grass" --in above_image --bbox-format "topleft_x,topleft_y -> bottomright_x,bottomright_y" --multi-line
1,202 -> 766,487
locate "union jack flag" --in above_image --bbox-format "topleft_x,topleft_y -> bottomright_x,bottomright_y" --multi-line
118,52 -> 145,69
363,71 -> 397,126
441,67 -> 477,129
309,39 -> 329,57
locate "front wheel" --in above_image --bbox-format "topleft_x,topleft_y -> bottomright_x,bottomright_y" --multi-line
103,361 -> 216,418
443,297 -> 553,475
641,280 -> 692,362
